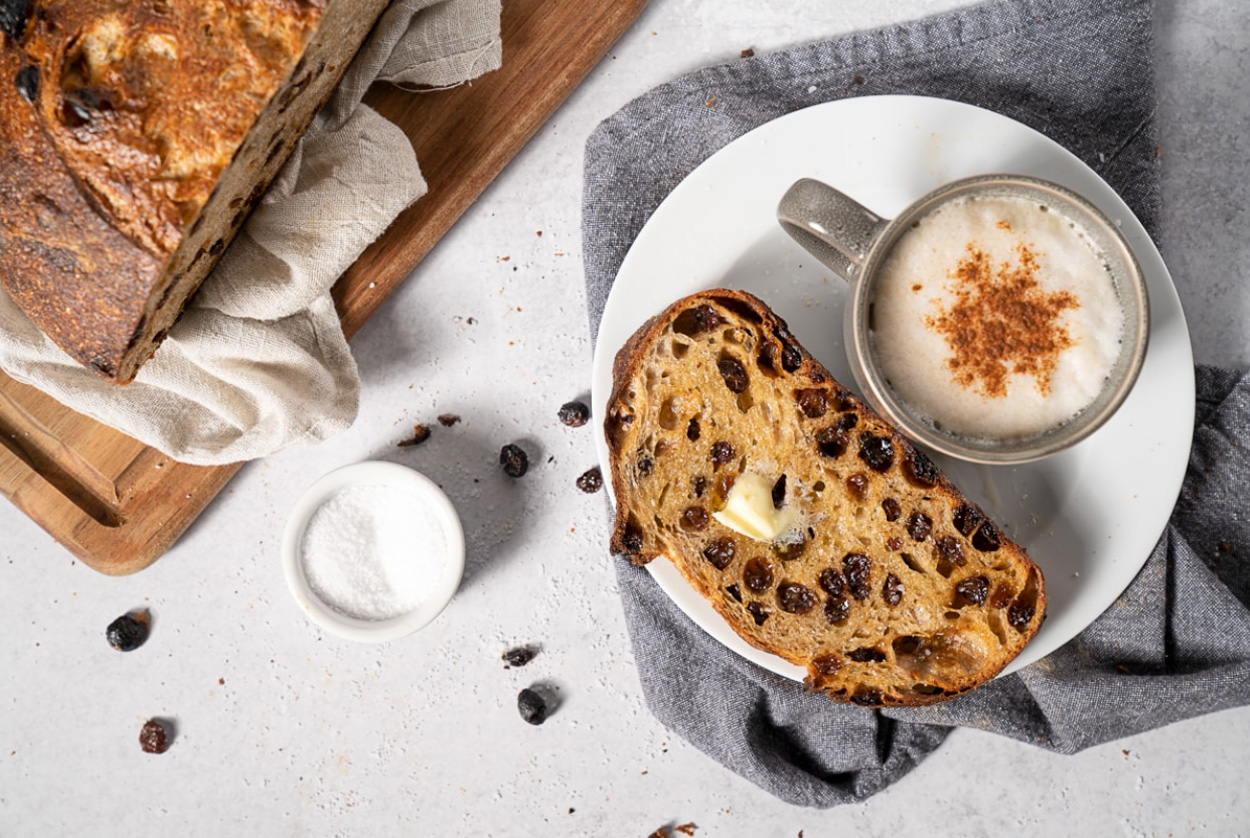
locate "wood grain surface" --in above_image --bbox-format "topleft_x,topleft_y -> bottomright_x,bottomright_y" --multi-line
0,0 -> 648,576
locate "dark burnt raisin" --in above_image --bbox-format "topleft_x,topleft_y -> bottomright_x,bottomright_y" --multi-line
825,596 -> 850,624
815,426 -> 849,458
702,538 -> 735,570
746,601 -> 769,625
771,475 -> 786,509
758,341 -> 779,372
686,417 -> 701,441
882,573 -> 903,606
935,535 -> 966,567
0,0 -> 32,42
718,357 -> 749,393
500,443 -> 529,477
990,586 -> 1015,609
726,583 -> 743,602
621,524 -> 644,555
973,521 -> 1002,552
848,647 -> 886,663
693,304 -> 721,332
881,498 -> 902,522
743,557 -> 775,593
576,466 -> 603,493
398,424 -> 431,447
906,512 -> 932,542
952,503 -> 984,537
209,238 -> 225,256
692,476 -> 707,497
846,473 -> 869,499
796,389 -> 828,418
558,400 -> 590,427
777,582 -> 816,614
902,447 -> 940,487
709,441 -> 734,465
819,568 -> 846,598
843,553 -> 872,600
838,412 -> 859,431
15,65 -> 37,104
502,646 -> 537,668
682,506 -> 710,531
858,434 -> 895,472
517,688 -> 549,725
1008,601 -> 1036,629
106,611 -> 150,652
139,719 -> 170,754
850,689 -> 884,707
955,576 -> 990,606
812,653 -> 843,676
636,451 -> 654,477
781,343 -> 802,372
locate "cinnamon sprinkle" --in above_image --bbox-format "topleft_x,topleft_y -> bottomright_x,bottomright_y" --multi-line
927,240 -> 1080,399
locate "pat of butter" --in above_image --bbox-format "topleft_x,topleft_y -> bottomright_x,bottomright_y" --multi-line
713,473 -> 796,542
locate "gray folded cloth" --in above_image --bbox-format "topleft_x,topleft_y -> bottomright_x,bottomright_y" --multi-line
582,0 -> 1250,808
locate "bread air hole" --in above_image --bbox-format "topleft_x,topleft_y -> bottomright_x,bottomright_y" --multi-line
737,390 -> 755,412
670,339 -> 691,360
659,397 -> 681,430
722,327 -> 744,345
935,557 -> 955,578
901,552 -> 926,575
987,609 -> 1009,647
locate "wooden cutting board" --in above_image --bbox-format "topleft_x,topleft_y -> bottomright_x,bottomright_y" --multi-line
0,0 -> 648,576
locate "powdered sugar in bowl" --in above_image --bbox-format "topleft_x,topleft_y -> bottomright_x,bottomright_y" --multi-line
281,461 -> 465,642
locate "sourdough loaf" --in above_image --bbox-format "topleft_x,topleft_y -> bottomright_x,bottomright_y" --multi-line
0,0 -> 390,382
605,289 -> 1046,707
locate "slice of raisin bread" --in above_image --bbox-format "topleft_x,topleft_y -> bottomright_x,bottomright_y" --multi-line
604,289 -> 1045,707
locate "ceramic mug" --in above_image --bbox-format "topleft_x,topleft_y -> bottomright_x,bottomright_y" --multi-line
776,174 -> 1150,464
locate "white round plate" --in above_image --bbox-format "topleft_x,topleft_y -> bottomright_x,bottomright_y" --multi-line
591,95 -> 1194,680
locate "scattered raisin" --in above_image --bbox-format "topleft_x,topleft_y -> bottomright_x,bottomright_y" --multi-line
500,443 -> 529,477
773,538 -> 807,561
819,568 -> 846,598
838,412 -> 860,432
692,476 -> 707,497
742,557 -> 775,593
15,65 -> 38,104
398,424 -> 431,447
576,466 -> 603,493
686,417 -> 701,441
858,433 -> 895,472
811,653 -> 843,676
990,586 -> 1015,609
558,400 -> 590,427
796,389 -> 828,418
502,646 -> 537,668
881,498 -> 901,522
636,451 -> 654,476
702,538 -> 736,570
952,503 -> 984,537
771,475 -> 786,509
906,512 -> 932,542
139,719 -> 170,754
973,521 -> 1002,552
780,343 -> 802,372
1008,601 -> 1036,629
0,1 -> 32,42
935,535 -> 965,567
718,357 -> 749,393
902,447 -> 940,487
815,426 -> 849,458
843,553 -> 872,600
517,688 -> 549,725
726,583 -> 743,602
845,473 -> 869,499
777,582 -> 816,614
437,413 -> 461,427
850,689 -> 884,707
621,524 -> 644,555
824,596 -> 850,624
693,304 -> 721,332
106,610 -> 150,652
682,506 -> 710,531
848,647 -> 886,663
882,573 -> 903,606
709,441 -> 734,466
886,536 -> 902,551
955,576 -> 990,606
746,601 -> 770,625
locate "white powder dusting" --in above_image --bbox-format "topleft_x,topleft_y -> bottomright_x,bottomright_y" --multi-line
300,483 -> 449,621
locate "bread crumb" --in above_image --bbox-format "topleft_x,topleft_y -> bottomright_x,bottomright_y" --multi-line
705,97 -> 716,108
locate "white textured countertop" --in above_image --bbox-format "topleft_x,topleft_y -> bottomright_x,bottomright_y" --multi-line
3,0 -> 1249,834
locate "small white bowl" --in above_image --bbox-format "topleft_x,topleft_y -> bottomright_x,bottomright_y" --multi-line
281,460 -> 465,642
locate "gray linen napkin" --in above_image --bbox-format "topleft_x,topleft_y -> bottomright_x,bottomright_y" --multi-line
582,0 -> 1250,808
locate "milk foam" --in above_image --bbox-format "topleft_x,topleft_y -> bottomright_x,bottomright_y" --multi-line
871,194 -> 1124,441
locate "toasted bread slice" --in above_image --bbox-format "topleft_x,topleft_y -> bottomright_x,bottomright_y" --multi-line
604,289 -> 1045,707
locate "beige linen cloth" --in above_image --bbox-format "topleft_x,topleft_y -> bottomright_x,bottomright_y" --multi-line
0,0 -> 502,466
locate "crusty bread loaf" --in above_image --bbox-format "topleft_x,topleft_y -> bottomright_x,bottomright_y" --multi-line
0,0 -> 390,382
605,289 -> 1045,707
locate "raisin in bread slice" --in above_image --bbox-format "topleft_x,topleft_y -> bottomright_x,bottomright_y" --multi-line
604,289 -> 1045,707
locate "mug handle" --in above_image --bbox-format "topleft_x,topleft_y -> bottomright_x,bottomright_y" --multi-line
776,178 -> 889,281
